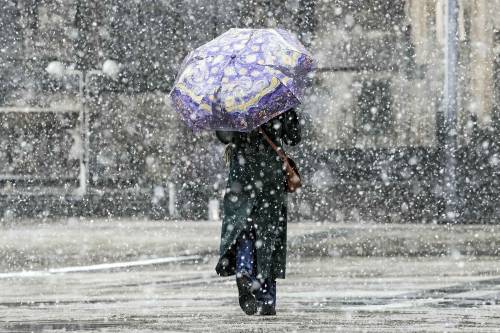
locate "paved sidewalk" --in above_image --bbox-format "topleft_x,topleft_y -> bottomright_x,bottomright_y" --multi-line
1,219 -> 500,271
1,219 -> 500,332
1,257 -> 500,332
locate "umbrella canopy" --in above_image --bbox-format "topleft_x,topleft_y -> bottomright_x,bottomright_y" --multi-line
170,28 -> 315,132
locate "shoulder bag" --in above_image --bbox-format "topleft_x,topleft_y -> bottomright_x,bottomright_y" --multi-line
258,127 -> 302,193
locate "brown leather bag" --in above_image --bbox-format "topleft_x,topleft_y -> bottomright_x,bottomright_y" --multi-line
259,127 -> 302,193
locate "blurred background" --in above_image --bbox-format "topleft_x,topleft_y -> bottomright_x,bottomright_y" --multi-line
0,0 -> 499,223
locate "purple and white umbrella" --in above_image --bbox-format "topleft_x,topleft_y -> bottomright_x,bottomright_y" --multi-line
169,28 -> 315,132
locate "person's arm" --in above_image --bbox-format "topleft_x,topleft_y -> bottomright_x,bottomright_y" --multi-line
215,131 -> 235,144
282,108 -> 301,146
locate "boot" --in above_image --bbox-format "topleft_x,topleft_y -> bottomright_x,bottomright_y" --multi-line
256,279 -> 276,316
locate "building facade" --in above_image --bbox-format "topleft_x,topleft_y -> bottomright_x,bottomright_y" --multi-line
0,0 -> 498,220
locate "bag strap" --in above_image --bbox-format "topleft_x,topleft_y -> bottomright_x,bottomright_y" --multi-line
258,127 -> 288,163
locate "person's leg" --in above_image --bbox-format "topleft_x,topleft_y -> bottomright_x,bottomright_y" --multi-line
270,279 -> 277,307
235,231 -> 257,315
236,233 -> 254,275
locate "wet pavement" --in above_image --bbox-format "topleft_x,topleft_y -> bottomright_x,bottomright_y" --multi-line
2,219 -> 500,272
1,219 -> 500,332
2,256 -> 500,332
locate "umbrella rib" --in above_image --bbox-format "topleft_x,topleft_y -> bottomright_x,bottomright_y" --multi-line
269,29 -> 301,53
184,30 -> 258,70
269,29 -> 313,57
252,62 -> 296,82
214,30 -> 257,107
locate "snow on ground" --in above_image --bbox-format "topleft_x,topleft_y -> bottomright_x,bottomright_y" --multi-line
1,257 -> 500,332
1,219 -> 500,272
1,219 -> 500,332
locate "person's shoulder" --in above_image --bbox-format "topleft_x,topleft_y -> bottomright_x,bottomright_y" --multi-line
284,107 -> 299,121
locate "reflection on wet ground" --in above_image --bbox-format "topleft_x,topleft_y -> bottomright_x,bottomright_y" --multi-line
2,256 -> 500,332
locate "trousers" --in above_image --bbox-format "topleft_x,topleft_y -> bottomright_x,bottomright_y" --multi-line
236,230 -> 276,305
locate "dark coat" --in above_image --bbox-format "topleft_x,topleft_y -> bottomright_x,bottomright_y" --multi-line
215,109 -> 301,280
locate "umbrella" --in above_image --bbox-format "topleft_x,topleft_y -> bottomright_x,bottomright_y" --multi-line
169,28 -> 315,132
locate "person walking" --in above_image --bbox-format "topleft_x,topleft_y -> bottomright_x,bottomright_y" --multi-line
169,28 -> 314,316
215,108 -> 301,315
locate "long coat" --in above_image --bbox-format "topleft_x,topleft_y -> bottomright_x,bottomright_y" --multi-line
215,109 -> 301,280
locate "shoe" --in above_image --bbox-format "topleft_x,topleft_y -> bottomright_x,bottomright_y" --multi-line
256,300 -> 276,316
236,270 -> 257,315
255,279 -> 276,315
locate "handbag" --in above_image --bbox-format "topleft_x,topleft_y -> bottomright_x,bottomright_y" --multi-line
258,127 -> 302,193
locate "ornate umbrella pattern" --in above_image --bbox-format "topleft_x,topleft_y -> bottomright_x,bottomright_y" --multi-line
170,28 -> 315,132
